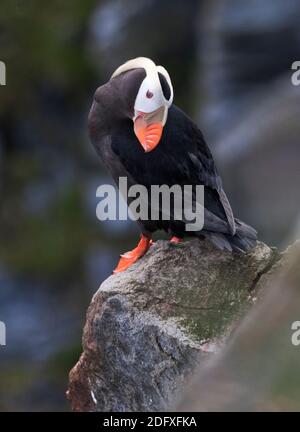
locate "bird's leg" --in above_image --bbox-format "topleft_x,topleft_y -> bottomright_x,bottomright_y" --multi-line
170,236 -> 183,244
113,234 -> 152,274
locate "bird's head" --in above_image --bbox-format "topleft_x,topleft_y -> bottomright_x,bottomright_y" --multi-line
95,57 -> 174,152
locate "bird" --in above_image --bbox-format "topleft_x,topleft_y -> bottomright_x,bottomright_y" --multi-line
88,57 -> 257,273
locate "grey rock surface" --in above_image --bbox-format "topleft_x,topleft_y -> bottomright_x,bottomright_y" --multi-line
176,241 -> 300,411
67,238 -> 279,411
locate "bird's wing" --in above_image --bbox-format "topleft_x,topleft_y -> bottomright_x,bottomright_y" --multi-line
186,149 -> 236,234
158,105 -> 237,235
217,188 -> 236,235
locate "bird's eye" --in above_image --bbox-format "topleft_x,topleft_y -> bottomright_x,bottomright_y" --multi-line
146,90 -> 153,99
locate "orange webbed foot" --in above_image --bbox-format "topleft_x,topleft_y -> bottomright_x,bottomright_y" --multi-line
113,234 -> 152,274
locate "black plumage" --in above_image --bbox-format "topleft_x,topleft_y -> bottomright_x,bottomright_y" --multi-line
89,68 -> 257,252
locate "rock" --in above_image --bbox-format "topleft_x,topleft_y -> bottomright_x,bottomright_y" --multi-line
175,241 -> 300,411
67,238 -> 279,411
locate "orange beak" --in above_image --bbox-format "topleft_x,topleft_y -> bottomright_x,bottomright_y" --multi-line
134,112 -> 164,152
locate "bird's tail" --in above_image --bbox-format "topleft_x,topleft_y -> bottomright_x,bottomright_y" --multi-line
200,218 -> 257,253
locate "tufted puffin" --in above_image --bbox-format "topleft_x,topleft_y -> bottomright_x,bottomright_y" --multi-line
88,57 -> 257,273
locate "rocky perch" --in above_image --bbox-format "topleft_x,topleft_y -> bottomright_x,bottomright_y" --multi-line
67,238 -> 282,412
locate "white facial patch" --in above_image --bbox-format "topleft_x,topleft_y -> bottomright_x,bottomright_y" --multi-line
111,57 -> 174,126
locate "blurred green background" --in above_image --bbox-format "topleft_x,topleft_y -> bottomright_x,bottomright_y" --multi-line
0,0 -> 300,411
